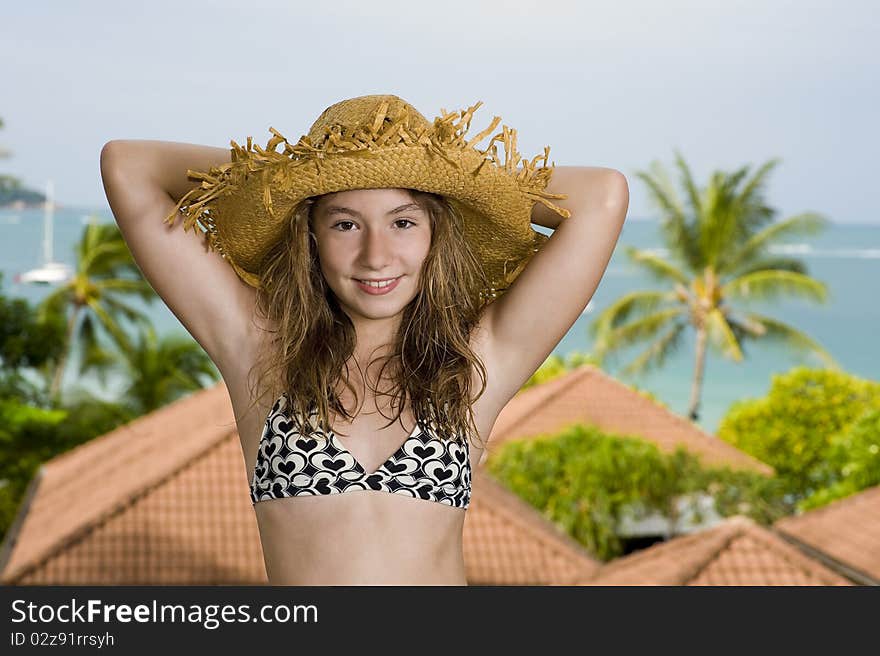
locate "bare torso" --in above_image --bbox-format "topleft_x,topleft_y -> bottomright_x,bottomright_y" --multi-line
220,316 -> 504,585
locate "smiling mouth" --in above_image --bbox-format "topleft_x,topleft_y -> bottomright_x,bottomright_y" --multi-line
353,275 -> 402,287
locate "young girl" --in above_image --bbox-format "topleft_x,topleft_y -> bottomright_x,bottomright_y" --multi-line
99,95 -> 629,585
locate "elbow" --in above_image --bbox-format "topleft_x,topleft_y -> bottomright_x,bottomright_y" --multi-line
100,141 -> 119,179
100,139 -> 135,170
605,170 -> 630,221
100,140 -> 115,161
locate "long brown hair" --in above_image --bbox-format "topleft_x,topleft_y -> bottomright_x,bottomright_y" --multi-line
242,189 -> 491,450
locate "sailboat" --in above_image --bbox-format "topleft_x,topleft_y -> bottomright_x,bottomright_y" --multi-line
15,180 -> 74,285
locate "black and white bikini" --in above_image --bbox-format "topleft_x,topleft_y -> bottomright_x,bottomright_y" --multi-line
250,392 -> 472,509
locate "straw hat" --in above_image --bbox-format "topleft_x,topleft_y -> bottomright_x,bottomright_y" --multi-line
163,94 -> 571,304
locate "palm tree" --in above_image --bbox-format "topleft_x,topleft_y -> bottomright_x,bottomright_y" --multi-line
73,324 -> 220,415
36,220 -> 157,401
590,150 -> 840,422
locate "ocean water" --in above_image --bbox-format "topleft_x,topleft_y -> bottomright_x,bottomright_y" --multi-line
2,205 -> 878,435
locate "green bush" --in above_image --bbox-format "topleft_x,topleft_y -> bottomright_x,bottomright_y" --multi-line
717,366 -> 880,497
0,397 -> 135,539
798,407 -> 880,511
522,352 -> 598,389
485,423 -> 791,560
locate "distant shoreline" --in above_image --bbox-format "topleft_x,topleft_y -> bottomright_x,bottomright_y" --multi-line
0,200 -> 60,210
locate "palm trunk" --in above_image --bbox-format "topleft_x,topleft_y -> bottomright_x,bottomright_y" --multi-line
688,325 -> 708,423
49,305 -> 80,401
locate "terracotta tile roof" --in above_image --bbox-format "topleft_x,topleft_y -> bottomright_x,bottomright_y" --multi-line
774,485 -> 880,585
465,471 -> 600,585
576,515 -> 855,586
0,384 -> 266,584
483,364 -> 774,475
0,382 -> 600,585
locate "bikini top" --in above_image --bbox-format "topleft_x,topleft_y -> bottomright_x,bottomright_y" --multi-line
250,392 -> 471,509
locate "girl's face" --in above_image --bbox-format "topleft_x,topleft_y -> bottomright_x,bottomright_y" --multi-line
311,188 -> 432,325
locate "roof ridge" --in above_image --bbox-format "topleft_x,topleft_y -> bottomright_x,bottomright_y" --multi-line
673,517 -> 747,583
776,483 -> 880,525
772,530 -> 879,586
0,467 -> 45,578
599,369 -> 775,474
586,516 -> 739,584
587,367 -> 747,445
496,365 -> 592,438
45,385 -> 222,470
735,516 -> 856,585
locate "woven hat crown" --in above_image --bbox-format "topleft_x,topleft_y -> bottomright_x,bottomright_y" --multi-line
306,95 -> 431,146
164,94 -> 572,302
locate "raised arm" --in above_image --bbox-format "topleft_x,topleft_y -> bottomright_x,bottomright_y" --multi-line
480,165 -> 629,405
99,139 -> 259,378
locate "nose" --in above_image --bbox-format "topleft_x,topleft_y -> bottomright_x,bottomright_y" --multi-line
358,226 -> 393,270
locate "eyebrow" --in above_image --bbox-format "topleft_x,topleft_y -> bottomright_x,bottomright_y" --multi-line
322,202 -> 424,218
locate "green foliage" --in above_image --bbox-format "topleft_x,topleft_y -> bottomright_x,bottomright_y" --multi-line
0,271 -> 67,407
485,423 -> 791,560
0,395 -> 135,537
798,407 -> 880,510
521,351 -> 599,389
0,271 -> 66,372
112,326 -> 220,415
718,366 -> 880,497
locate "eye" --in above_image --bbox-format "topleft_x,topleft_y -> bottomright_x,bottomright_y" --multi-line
330,219 -> 417,231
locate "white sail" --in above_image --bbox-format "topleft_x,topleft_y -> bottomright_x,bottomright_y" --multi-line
17,180 -> 74,285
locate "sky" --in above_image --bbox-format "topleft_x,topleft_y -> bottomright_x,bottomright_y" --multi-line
1,0 -> 877,224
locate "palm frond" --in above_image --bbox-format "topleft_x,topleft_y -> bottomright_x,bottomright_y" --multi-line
740,311 -> 840,369
74,222 -> 134,272
121,328 -> 217,413
705,308 -> 744,361
722,212 -> 830,274
598,307 -> 685,356
673,149 -> 705,224
99,278 -> 158,304
725,256 -> 807,278
589,289 -> 676,339
77,313 -> 99,352
34,286 -> 73,324
89,301 -> 135,354
721,269 -> 829,304
723,317 -> 756,357
623,246 -> 690,285
698,171 -> 742,267
733,157 -> 782,234
78,341 -> 122,386
620,320 -> 688,377
633,159 -> 702,268
101,295 -> 154,332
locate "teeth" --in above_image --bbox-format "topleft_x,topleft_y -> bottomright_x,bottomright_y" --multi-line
358,278 -> 396,288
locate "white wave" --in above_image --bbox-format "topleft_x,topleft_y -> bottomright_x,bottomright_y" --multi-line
630,243 -> 880,260
771,243 -> 813,255
769,244 -> 880,259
